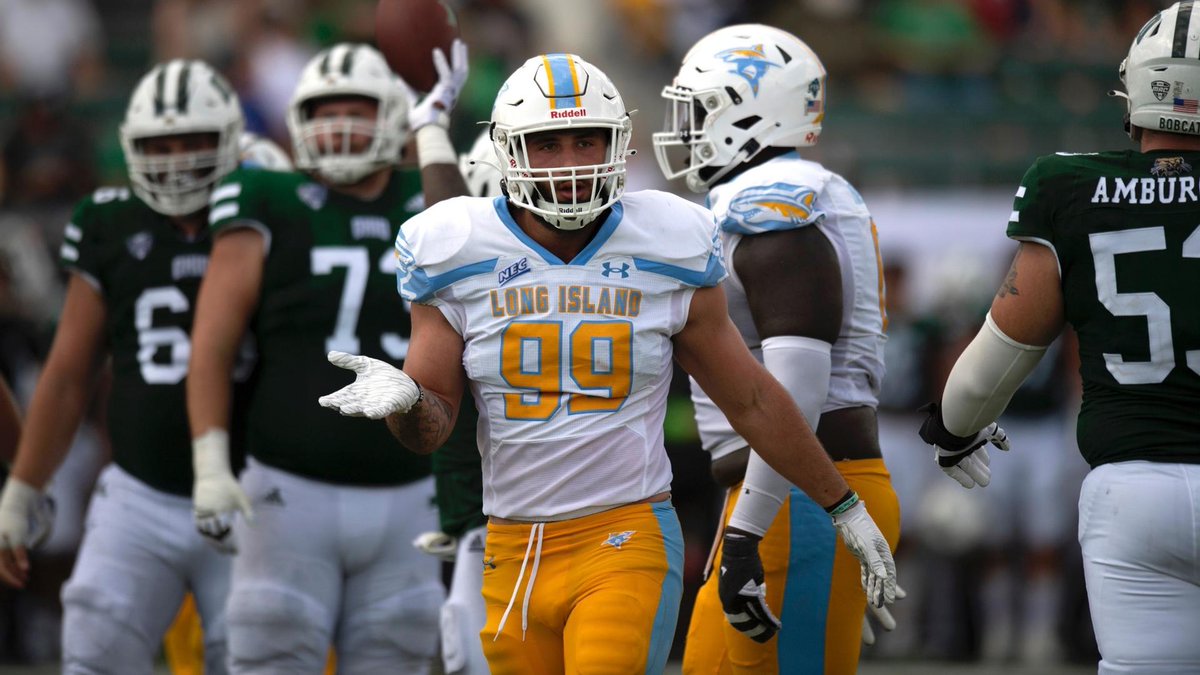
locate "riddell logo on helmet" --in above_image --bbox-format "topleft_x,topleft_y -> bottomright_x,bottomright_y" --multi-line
549,108 -> 587,119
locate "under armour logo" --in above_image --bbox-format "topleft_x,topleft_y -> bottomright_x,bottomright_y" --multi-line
602,531 -> 636,549
601,262 -> 630,278
483,555 -> 496,570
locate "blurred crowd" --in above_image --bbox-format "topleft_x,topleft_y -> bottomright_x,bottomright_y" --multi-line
0,0 -> 1165,667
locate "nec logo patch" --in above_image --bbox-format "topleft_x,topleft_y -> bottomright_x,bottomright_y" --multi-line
601,262 -> 630,278
498,258 -> 530,286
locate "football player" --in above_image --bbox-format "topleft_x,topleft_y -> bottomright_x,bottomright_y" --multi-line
652,25 -> 902,674
919,3 -> 1200,671
0,59 -> 248,673
185,41 -> 473,672
319,52 -> 896,674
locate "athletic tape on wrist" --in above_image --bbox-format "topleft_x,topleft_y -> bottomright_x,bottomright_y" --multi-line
416,125 -> 457,168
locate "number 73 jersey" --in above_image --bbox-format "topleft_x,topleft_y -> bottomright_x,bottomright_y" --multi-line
1008,150 -> 1200,468
396,193 -> 726,521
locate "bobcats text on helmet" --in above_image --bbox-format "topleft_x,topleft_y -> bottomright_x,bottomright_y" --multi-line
120,60 -> 244,216
1116,2 -> 1200,138
652,24 -> 826,193
287,43 -> 411,185
490,53 -> 632,231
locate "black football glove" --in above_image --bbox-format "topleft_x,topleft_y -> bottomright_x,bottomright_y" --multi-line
717,528 -> 781,643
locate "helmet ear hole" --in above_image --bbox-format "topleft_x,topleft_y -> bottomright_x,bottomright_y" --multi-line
731,116 -> 760,130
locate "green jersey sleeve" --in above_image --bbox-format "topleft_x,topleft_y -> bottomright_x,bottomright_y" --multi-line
1006,155 -> 1059,248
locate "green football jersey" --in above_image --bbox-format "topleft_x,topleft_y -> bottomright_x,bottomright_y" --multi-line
210,167 -> 472,485
1008,150 -> 1200,468
431,393 -> 485,536
62,187 -> 249,496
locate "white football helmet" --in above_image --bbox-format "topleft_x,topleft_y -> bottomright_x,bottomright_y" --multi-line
653,24 -> 826,192
460,129 -> 503,198
120,60 -> 244,216
1116,2 -> 1200,138
491,53 -> 632,230
287,43 -> 410,184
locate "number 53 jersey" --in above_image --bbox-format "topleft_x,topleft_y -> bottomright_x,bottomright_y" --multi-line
1008,150 -> 1200,468
396,193 -> 726,522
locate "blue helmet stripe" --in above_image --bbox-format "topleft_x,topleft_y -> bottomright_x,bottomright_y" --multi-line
543,53 -> 582,109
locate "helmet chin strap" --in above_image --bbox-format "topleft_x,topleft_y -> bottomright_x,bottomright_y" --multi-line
1108,89 -> 1141,141
532,194 -> 604,230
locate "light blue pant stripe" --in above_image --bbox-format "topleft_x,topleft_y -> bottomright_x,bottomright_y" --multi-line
778,487 -> 837,675
645,500 -> 684,675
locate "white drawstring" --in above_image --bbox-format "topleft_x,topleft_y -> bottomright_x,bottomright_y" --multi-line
494,522 -> 545,642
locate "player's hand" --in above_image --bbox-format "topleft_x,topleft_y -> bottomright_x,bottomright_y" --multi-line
413,530 -> 457,561
862,583 -> 906,645
918,402 -> 1010,489
717,527 -> 781,643
319,351 -> 422,419
192,430 -> 252,554
0,477 -> 55,588
408,38 -> 468,130
831,499 -> 897,608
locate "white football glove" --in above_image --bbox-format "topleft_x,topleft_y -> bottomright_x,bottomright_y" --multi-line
831,498 -> 897,609
0,477 -> 55,588
192,429 -> 252,554
862,583 -> 907,645
319,351 -> 422,419
407,38 -> 469,130
918,402 -> 1010,489
413,530 -> 458,561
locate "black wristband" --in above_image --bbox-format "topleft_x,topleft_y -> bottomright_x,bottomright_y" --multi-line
917,401 -> 978,451
824,489 -> 859,516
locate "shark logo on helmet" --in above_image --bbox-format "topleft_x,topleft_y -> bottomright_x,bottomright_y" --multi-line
716,44 -> 779,96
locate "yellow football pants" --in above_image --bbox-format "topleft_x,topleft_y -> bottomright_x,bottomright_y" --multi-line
683,458 -> 901,675
164,593 -> 337,674
482,500 -> 684,675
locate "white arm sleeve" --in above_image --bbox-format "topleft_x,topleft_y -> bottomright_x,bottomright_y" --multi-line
728,335 -> 832,536
941,312 -> 1049,436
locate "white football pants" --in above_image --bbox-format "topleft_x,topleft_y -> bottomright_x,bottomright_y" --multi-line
441,525 -> 489,674
61,465 -> 231,675
1079,460 -> 1200,673
227,459 -> 443,674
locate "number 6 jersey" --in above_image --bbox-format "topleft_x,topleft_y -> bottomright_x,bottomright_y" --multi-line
61,187 -> 244,496
396,193 -> 725,521
1008,150 -> 1200,468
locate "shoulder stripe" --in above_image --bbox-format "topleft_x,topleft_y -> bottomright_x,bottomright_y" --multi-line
209,202 -> 240,224
1009,211 -> 1020,223
60,243 -> 79,262
398,259 -> 498,303
64,223 -> 82,242
632,252 -> 725,288
211,183 -> 242,204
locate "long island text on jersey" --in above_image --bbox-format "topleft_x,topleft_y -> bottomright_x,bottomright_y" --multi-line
396,192 -> 725,521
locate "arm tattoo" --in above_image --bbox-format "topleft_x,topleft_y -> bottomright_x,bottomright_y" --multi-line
386,393 -> 453,454
997,247 -> 1022,299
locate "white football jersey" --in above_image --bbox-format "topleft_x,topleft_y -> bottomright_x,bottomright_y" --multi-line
396,192 -> 725,520
690,152 -> 887,459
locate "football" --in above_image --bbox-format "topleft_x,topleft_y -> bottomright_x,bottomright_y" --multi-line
375,0 -> 459,92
